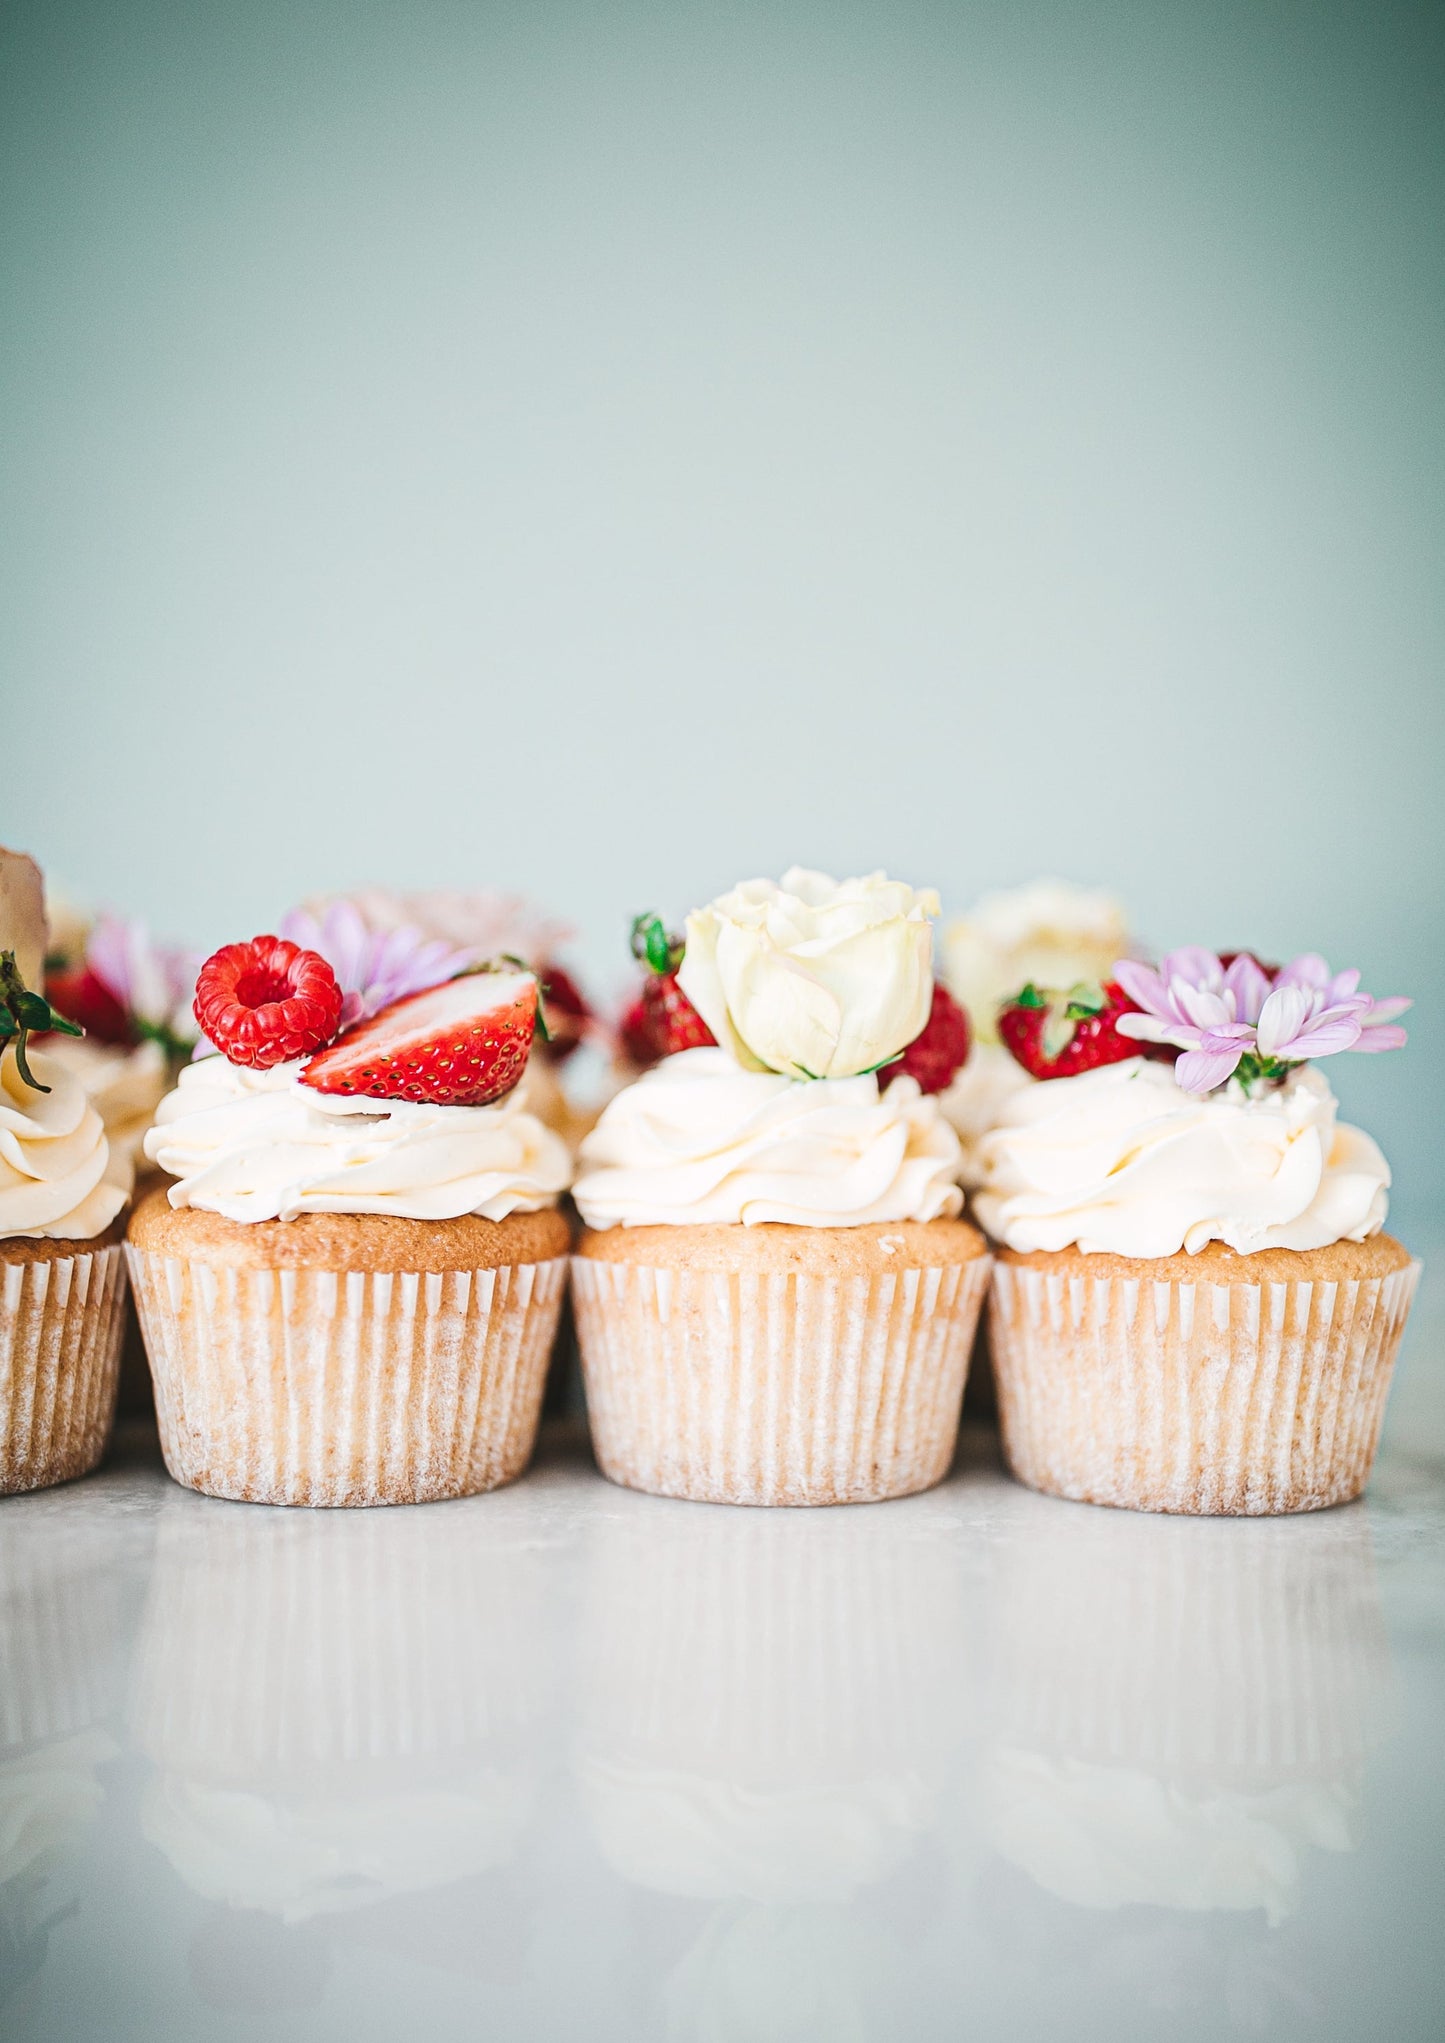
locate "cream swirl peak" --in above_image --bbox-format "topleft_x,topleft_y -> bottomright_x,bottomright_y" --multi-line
679,869 -> 938,1082
0,1047 -> 126,1240
146,1059 -> 571,1225
572,1047 -> 963,1230
972,1058 -> 1388,1258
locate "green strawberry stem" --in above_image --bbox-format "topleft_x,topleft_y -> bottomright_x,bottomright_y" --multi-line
0,949 -> 83,1094
631,913 -> 685,977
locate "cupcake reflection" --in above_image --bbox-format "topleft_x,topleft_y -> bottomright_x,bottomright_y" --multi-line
981,1501 -> 1391,1927
575,1500 -> 973,2036
129,1492 -> 550,2003
0,1513 -> 135,2020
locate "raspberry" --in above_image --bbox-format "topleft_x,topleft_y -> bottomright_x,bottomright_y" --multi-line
194,936 -> 342,1069
879,983 -> 971,1095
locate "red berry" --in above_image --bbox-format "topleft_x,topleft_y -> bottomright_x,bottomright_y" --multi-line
44,965 -> 133,1048
880,983 -> 971,1095
301,970 -> 537,1107
997,979 -> 1145,1081
538,963 -> 591,1064
194,936 -> 342,1069
621,972 -> 716,1067
619,912 -> 717,1068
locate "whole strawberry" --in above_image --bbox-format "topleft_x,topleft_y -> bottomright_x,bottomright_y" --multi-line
195,936 -> 343,1069
619,914 -> 716,1068
879,983 -> 970,1095
44,963 -> 133,1048
997,979 -> 1147,1081
538,963 -> 591,1064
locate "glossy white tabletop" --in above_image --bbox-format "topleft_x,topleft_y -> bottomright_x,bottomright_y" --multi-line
3,1334 -> 1443,2040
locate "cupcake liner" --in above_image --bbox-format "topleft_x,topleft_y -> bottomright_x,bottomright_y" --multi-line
0,1245 -> 128,1496
571,1251 -> 991,1506
127,1246 -> 568,1507
989,1256 -> 1420,1516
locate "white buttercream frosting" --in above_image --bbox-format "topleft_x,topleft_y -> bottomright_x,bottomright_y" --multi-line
972,1058 -> 1389,1257
39,1036 -> 170,1194
0,1047 -> 127,1240
145,1057 -> 571,1225
572,1047 -> 964,1229
936,1040 -> 1035,1188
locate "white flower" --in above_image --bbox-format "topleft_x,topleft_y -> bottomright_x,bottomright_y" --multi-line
679,868 -> 939,1081
941,879 -> 1130,1043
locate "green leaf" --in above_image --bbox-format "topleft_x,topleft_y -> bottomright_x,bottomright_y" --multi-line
1013,983 -> 1048,1011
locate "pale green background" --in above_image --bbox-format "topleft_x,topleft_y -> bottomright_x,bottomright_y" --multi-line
2,0 -> 1442,1232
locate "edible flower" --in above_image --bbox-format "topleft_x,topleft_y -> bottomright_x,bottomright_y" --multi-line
1113,948 -> 1409,1094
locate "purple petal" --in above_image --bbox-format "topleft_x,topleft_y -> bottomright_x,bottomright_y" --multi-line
1162,945 -> 1224,985
1173,982 -> 1232,1031
1275,953 -> 1331,991
1271,1015 -> 1364,1061
1354,1022 -> 1408,1053
1255,986 -> 1310,1059
1198,1021 -> 1255,1051
1360,996 -> 1411,1025
1175,1045 -> 1243,1092
1223,952 -> 1271,1025
1112,958 -> 1171,1019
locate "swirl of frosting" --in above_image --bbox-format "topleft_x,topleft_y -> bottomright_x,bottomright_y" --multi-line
38,1036 -> 170,1195
0,1048 -> 126,1240
972,1058 -> 1388,1257
572,1047 -> 963,1229
145,1058 -> 571,1224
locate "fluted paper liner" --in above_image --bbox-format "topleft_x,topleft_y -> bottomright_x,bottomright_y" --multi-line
127,1246 -> 568,1507
0,1246 -> 127,1495
572,1251 -> 991,1506
989,1256 -> 1420,1515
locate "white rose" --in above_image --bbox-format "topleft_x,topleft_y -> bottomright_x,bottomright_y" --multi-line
941,879 -> 1130,1044
678,868 -> 939,1081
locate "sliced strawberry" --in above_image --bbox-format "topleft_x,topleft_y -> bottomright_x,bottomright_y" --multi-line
879,982 -> 971,1094
301,970 -> 537,1106
998,979 -> 1146,1081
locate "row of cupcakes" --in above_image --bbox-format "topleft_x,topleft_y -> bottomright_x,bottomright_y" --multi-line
0,849 -> 1418,1515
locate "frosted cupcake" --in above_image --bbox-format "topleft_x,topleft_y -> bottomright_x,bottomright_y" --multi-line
128,920 -> 571,1506
571,869 -> 989,1506
977,946 -> 1418,1514
0,847 -> 131,1494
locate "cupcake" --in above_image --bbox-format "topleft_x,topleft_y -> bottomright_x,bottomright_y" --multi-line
0,847 -> 131,1494
976,946 -> 1419,1514
128,918 -> 571,1506
571,869 -> 990,1506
